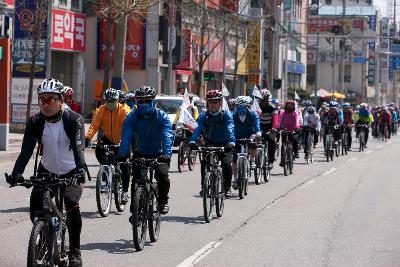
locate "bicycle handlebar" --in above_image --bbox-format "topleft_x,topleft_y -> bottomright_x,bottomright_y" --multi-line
90,143 -> 120,149
5,173 -> 72,189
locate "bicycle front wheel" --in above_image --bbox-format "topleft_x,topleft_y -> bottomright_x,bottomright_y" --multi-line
27,220 -> 53,267
178,142 -> 185,173
148,185 -> 161,242
203,172 -> 213,223
237,157 -> 246,199
188,149 -> 197,171
215,173 -> 224,218
114,173 -> 126,212
96,167 -> 112,217
132,187 -> 147,251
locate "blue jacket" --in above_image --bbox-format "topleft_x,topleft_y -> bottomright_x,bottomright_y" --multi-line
118,108 -> 173,157
391,111 -> 398,122
191,110 -> 235,146
232,110 -> 261,139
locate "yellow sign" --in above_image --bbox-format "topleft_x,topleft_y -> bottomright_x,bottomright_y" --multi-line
15,65 -> 44,73
248,73 -> 259,85
237,47 -> 247,75
247,24 -> 260,72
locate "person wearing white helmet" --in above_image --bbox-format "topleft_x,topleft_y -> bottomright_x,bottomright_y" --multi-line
8,78 -> 87,267
63,86 -> 80,113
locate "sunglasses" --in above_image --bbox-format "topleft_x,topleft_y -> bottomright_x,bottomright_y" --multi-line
39,96 -> 60,105
207,99 -> 220,104
136,99 -> 153,104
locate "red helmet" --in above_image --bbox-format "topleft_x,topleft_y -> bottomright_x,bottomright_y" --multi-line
64,86 -> 73,97
285,99 -> 295,107
206,90 -> 223,100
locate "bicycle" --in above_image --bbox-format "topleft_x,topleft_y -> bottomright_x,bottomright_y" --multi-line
198,146 -> 225,223
130,158 -> 162,251
177,127 -> 197,173
303,127 -> 315,164
324,126 -> 335,162
280,130 -> 295,176
235,139 -> 253,199
358,124 -> 368,151
5,173 -> 77,267
341,125 -> 351,156
259,131 -> 273,183
91,143 -> 125,217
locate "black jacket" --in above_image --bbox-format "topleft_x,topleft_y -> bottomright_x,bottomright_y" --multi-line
12,109 -> 87,175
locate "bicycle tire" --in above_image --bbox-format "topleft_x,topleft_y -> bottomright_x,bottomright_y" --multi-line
96,168 -> 112,217
203,172 -> 213,222
359,131 -> 364,152
255,148 -> 263,185
148,185 -> 161,242
58,223 -> 69,267
178,142 -> 185,173
244,160 -> 249,195
188,150 -> 196,171
288,144 -> 293,175
282,143 -> 288,176
114,173 -> 126,212
325,137 -> 330,162
238,157 -> 246,199
27,220 -> 53,267
330,142 -> 334,161
132,187 -> 147,251
215,173 -> 224,217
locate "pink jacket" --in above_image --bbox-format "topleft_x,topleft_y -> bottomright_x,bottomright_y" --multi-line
278,110 -> 300,131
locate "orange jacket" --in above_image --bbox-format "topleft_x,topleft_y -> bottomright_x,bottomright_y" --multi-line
86,103 -> 131,143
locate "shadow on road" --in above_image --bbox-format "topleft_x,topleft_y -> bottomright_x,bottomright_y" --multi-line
162,215 -> 205,225
81,211 -> 101,219
81,239 -> 138,254
0,207 -> 29,213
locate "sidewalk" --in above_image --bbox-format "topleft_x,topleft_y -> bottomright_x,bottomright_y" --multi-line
0,123 -> 96,164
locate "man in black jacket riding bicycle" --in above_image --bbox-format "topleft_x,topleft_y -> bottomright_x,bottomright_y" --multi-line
7,78 -> 87,267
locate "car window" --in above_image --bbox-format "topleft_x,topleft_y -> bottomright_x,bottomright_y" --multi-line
155,99 -> 183,114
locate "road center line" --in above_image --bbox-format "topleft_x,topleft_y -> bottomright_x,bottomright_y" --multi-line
177,242 -> 222,267
301,179 -> 316,189
346,157 -> 358,163
322,168 -> 338,176
365,150 -> 373,154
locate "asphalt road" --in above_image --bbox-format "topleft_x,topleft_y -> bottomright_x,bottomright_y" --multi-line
1,135 -> 400,267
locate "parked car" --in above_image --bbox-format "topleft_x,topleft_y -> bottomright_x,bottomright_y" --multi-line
155,95 -> 183,146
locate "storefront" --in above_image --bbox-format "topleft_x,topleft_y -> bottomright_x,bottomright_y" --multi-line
287,61 -> 305,89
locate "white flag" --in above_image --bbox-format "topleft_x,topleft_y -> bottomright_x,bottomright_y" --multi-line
182,88 -> 191,109
221,82 -> 230,96
181,107 -> 198,132
251,97 -> 262,114
252,85 -> 263,99
222,97 -> 229,111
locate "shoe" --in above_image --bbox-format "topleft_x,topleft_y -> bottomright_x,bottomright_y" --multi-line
224,188 -> 232,198
304,153 -> 309,160
121,192 -> 128,205
295,152 -> 300,158
69,249 -> 82,267
279,162 -> 285,167
159,203 -> 169,215
232,180 -> 238,190
347,147 -> 351,151
199,189 -> 203,197
313,144 -> 317,148
267,162 -> 274,170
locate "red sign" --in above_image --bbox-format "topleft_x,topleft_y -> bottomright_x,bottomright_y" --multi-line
51,9 -> 86,52
98,19 -> 145,69
220,0 -> 237,12
207,39 -> 224,72
175,29 -> 192,69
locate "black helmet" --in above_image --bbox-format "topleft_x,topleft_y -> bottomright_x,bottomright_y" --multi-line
103,88 -> 119,101
135,86 -> 156,99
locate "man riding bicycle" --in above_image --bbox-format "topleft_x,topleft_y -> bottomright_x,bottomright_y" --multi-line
258,89 -> 278,169
354,103 -> 373,147
342,102 -> 354,150
118,86 -> 173,215
231,96 -> 261,190
189,90 -> 236,197
85,88 -> 131,204
322,101 -> 342,148
302,106 -> 321,157
379,107 -> 391,140
8,78 -> 87,267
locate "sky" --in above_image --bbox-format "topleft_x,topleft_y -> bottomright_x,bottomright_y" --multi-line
375,1 -> 387,16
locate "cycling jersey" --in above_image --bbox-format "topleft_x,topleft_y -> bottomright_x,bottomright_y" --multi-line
119,108 -> 173,157
232,109 -> 261,139
379,111 -> 391,124
86,103 -> 130,144
191,110 -> 235,146
303,113 -> 321,131
354,109 -> 373,124
259,104 -> 278,132
391,111 -> 398,122
343,109 -> 354,125
278,110 -> 300,131
322,109 -> 341,126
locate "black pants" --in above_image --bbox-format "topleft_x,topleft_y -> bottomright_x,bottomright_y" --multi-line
262,131 -> 276,163
30,164 -> 82,251
343,126 -> 352,148
303,128 -> 318,154
95,137 -> 131,192
201,151 -> 233,190
356,123 -> 369,144
131,154 -> 170,205
280,132 -> 298,163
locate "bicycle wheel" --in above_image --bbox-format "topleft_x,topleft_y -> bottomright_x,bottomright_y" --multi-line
202,172 -> 213,222
330,140 -> 334,161
325,138 -> 330,162
254,152 -> 261,185
282,143 -> 288,176
178,142 -> 185,173
27,220 -> 53,267
58,223 -> 69,267
215,173 -> 224,217
114,173 -> 126,212
287,144 -> 293,175
308,135 -> 314,164
237,157 -> 246,199
132,187 -> 147,251
188,148 -> 196,171
244,160 -> 249,195
359,131 -> 364,151
148,185 -> 161,242
96,167 -> 112,217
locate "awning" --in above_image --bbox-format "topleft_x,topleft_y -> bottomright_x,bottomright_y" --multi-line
176,69 -> 193,75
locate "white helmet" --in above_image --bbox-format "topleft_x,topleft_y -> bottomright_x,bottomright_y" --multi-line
235,96 -> 252,107
36,78 -> 64,95
63,86 -> 74,96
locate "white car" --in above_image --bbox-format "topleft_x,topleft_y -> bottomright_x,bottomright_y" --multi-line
155,95 -> 183,123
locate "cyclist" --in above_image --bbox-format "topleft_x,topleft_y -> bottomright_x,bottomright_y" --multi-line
189,90 -> 235,197
7,78 -> 87,267
278,100 -> 301,166
378,107 -> 391,140
318,102 -> 328,118
85,88 -> 131,204
63,86 -> 80,113
322,101 -> 342,149
259,89 -> 278,169
231,96 -> 261,189
390,107 -> 398,135
125,91 -> 136,109
354,103 -> 373,147
342,102 -> 354,150
118,86 -> 173,215
228,98 -> 236,112
302,106 -> 321,158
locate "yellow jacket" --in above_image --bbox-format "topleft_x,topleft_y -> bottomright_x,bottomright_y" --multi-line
86,103 -> 131,143
173,105 -> 199,125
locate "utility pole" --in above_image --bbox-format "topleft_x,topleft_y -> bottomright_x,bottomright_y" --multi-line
45,0 -> 52,77
314,28 -> 320,105
283,8 -> 290,102
339,0 -> 346,101
394,0 -> 399,106
259,8 -> 265,88
272,5 -> 281,97
166,0 -> 174,95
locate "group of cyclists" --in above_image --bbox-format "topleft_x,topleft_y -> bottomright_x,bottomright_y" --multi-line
5,77 -> 400,266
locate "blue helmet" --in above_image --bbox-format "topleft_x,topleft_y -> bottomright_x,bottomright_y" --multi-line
328,101 -> 337,108
302,99 -> 312,107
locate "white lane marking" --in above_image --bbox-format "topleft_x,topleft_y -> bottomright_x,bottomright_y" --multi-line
177,242 -> 222,267
365,150 -> 373,154
376,145 -> 383,149
301,179 -> 316,189
346,157 -> 358,163
322,168 -> 338,176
